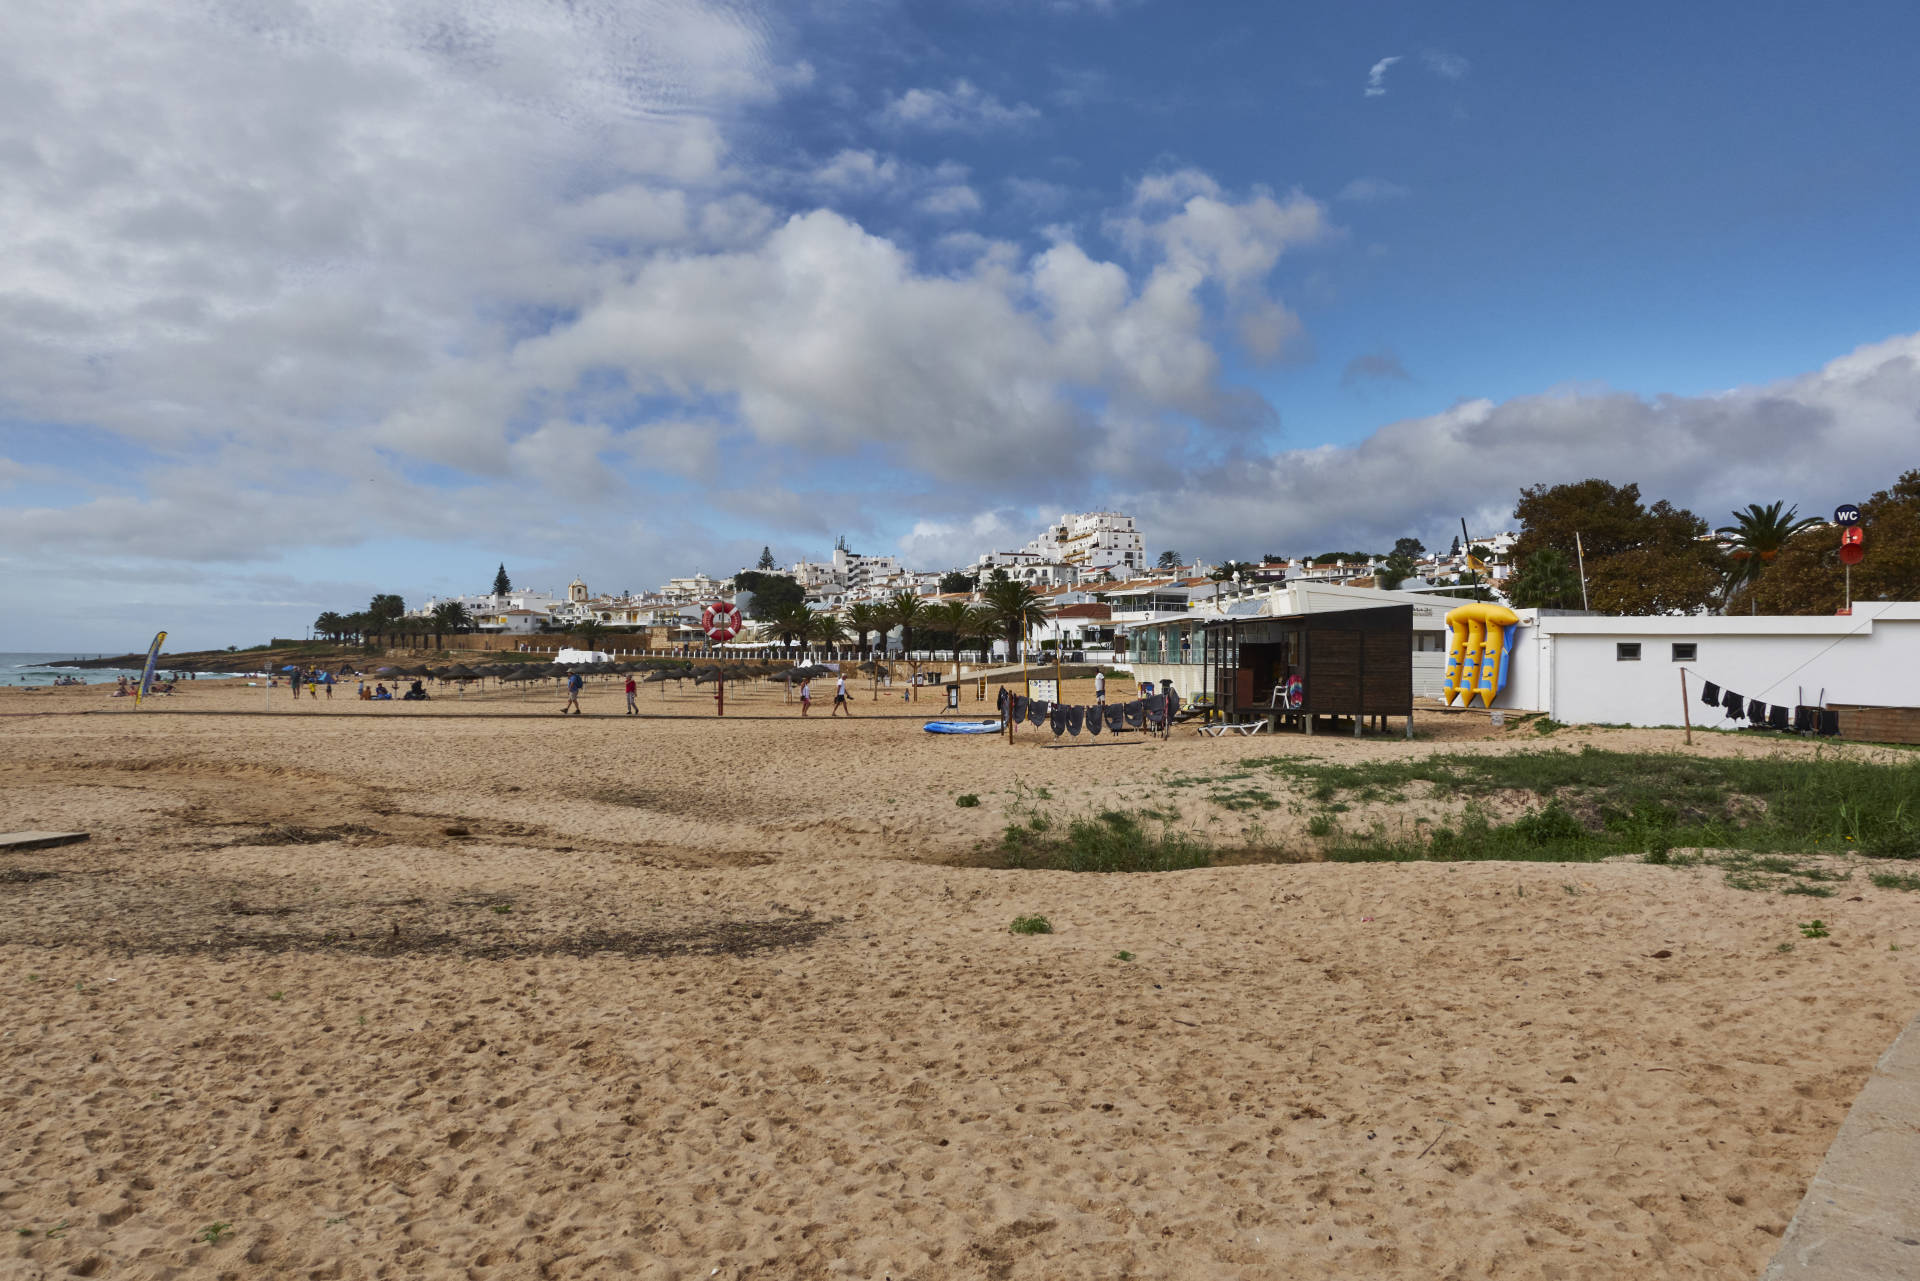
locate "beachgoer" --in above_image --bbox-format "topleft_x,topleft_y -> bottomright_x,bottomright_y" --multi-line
308,674 -> 319,699
625,675 -> 638,715
832,674 -> 852,718
1093,670 -> 1106,704
564,671 -> 583,715
799,678 -> 812,717
322,672 -> 333,699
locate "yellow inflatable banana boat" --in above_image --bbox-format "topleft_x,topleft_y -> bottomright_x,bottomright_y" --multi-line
1442,603 -> 1520,707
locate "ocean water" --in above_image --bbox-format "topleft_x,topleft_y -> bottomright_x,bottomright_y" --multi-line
0,652 -> 244,687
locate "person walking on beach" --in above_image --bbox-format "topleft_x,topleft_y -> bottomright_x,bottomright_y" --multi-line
798,677 -> 812,717
322,671 -> 333,699
624,674 -> 638,715
564,670 -> 583,715
1094,669 -> 1106,705
831,673 -> 853,718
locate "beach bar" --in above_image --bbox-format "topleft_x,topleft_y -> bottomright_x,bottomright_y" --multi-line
1202,603 -> 1414,736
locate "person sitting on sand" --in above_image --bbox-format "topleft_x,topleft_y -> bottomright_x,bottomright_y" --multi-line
373,683 -> 391,700
403,679 -> 429,701
798,677 -> 812,717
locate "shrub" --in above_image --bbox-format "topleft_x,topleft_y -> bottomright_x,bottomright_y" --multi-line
1010,915 -> 1053,935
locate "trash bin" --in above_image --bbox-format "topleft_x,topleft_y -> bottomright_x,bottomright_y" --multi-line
945,683 -> 961,709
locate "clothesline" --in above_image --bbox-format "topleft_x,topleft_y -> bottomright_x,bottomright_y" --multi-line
1688,671 -> 1837,736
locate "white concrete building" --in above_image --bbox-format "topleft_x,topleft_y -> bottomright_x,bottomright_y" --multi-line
1023,511 -> 1146,575
1488,604 -> 1920,727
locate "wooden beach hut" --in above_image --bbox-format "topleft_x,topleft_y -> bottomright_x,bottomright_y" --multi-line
1202,603 -> 1413,736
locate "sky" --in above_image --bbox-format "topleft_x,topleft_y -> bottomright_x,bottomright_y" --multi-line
4,0 -> 1919,651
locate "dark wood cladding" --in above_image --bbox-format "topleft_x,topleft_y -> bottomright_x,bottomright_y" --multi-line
1208,604 -> 1413,721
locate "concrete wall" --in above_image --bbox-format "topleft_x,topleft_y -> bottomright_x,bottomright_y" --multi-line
1488,605 -> 1920,727
1127,661 -> 1212,701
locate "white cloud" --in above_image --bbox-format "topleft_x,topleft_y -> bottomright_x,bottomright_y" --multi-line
811,149 -> 903,192
878,79 -> 1040,131
1365,55 -> 1402,97
918,184 -> 984,216
1338,177 -> 1411,203
1423,50 -> 1471,80
1124,332 -> 1920,560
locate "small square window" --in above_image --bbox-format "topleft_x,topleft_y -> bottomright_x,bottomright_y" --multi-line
1616,643 -> 1642,661
1671,643 -> 1697,662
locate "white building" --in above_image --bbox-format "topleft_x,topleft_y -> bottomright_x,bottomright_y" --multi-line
973,512 -> 1146,580
1488,603 -> 1920,727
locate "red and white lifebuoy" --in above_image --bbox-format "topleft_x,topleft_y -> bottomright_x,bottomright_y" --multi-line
702,600 -> 742,643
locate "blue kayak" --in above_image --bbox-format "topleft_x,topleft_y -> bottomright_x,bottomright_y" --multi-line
923,719 -> 1003,734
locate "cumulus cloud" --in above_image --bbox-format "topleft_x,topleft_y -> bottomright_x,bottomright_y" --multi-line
1364,55 -> 1402,97
810,149 -> 903,192
878,79 -> 1040,131
1124,332 -> 1920,560
918,184 -> 984,216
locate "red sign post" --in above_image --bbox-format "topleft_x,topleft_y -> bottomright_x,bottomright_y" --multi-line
702,601 -> 742,715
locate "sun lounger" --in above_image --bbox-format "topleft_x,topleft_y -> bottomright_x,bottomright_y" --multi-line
1195,720 -> 1268,737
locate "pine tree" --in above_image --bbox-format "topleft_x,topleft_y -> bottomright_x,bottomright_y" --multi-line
757,546 -> 777,571
492,563 -> 511,596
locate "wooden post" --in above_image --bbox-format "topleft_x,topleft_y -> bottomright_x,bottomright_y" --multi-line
1679,668 -> 1692,746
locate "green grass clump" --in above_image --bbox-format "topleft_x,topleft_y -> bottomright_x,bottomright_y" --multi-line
998,809 -> 1213,873
1872,871 -> 1920,891
1244,747 -> 1920,861
1798,919 -> 1831,939
1009,915 -> 1053,935
955,793 -> 980,808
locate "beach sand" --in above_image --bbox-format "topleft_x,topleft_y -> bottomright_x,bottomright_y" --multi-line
3,681 -> 1916,1278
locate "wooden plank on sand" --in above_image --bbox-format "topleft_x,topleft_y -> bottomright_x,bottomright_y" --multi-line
0,831 -> 91,852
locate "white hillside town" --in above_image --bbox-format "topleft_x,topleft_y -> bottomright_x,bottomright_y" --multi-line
401,511 -> 1527,660
377,499 -> 1920,739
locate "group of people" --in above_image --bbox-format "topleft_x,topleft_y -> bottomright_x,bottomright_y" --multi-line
796,674 -> 853,717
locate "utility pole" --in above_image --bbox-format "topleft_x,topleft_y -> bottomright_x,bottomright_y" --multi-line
1574,532 -> 1590,611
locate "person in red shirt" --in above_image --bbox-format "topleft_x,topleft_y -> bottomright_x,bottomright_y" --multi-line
624,674 -> 638,715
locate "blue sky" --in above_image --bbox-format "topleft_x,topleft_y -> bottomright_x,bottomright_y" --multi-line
4,0 -> 1918,650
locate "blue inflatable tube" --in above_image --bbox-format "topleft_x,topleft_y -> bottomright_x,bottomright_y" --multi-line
923,719 -> 1003,734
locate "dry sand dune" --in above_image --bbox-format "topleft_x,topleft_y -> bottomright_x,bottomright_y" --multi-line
3,687 -> 1916,1279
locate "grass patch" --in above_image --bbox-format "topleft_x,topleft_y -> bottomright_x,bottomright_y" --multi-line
955,793 -> 980,808
998,809 -> 1213,873
1871,871 -> 1920,891
1246,747 -> 1920,862
1009,915 -> 1053,935
1798,919 -> 1831,939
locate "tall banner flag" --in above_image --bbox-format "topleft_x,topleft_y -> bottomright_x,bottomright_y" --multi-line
136,630 -> 167,707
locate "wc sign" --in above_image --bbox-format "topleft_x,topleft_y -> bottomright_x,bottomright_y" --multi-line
1834,503 -> 1861,526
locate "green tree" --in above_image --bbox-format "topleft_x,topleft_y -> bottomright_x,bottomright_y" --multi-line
1210,559 -> 1257,582
885,591 -> 929,658
1506,547 -> 1582,609
313,611 -> 345,641
1717,501 -> 1822,609
809,608 -> 846,650
367,593 -> 407,635
492,564 -> 511,596
938,570 -> 977,594
1156,550 -> 1182,570
1391,536 -> 1427,560
982,578 -> 1046,659
845,601 -> 886,653
927,599 -> 974,653
1376,554 -> 1419,592
431,601 -> 474,636
757,546 -> 777,571
575,618 -> 605,651
1512,479 -> 1716,615
732,571 -> 805,618
1747,469 -> 1920,614
965,605 -> 1000,660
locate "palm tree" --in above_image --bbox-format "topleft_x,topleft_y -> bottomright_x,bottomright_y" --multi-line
431,601 -> 474,636
884,591 -> 929,660
1718,501 -> 1822,608
965,605 -> 1000,662
809,609 -> 847,652
982,578 -> 1046,661
927,600 -> 974,657
845,601 -> 886,655
314,610 -> 347,641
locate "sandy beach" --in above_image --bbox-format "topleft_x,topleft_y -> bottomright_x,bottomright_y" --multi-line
4,680 -> 1917,1279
